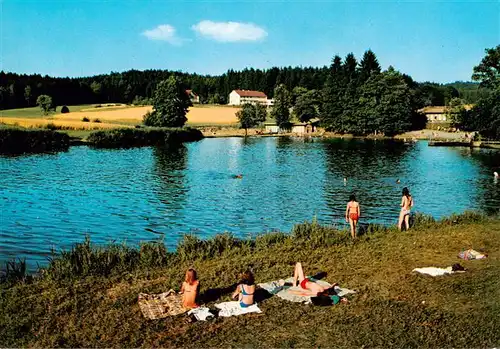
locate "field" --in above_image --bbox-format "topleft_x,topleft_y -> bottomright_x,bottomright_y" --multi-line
0,104 -> 240,132
1,214 -> 499,348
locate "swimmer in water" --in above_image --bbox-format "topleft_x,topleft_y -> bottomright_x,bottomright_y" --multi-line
233,174 -> 243,179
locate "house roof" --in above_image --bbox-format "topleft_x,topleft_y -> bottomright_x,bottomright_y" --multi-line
233,89 -> 267,98
419,105 -> 473,114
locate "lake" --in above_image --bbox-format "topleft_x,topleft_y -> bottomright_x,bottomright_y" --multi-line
1,137 -> 499,270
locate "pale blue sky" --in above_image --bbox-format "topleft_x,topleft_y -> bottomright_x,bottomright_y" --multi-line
2,0 -> 499,83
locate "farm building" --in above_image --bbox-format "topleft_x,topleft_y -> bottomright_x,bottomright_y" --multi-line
419,105 -> 473,123
264,118 -> 320,134
228,90 -> 268,106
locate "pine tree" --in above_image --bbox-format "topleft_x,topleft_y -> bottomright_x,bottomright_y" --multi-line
359,49 -> 381,83
271,84 -> 291,129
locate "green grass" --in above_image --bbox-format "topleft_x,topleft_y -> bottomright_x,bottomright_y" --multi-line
1,213 -> 499,347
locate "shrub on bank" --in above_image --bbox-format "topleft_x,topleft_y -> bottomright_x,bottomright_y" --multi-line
0,128 -> 70,154
87,127 -> 203,148
1,211 -> 493,283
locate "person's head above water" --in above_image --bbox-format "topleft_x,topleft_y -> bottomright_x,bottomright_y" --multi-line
349,194 -> 356,202
402,187 -> 410,197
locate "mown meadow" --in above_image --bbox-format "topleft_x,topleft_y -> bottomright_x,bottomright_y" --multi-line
1,212 -> 499,348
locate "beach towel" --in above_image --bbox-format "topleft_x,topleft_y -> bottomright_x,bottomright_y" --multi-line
412,266 -> 465,277
258,277 -> 356,304
187,307 -> 214,321
458,249 -> 487,260
215,301 -> 262,317
138,289 -> 187,320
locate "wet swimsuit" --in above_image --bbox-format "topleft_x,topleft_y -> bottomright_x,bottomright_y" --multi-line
300,278 -> 310,290
239,284 -> 254,308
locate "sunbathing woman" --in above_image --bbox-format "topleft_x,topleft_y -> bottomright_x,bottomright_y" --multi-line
180,268 -> 200,309
345,194 -> 360,239
292,262 -> 337,296
398,187 -> 414,231
232,270 -> 256,308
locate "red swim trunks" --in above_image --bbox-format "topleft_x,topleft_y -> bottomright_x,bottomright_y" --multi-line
349,213 -> 359,221
300,278 -> 310,289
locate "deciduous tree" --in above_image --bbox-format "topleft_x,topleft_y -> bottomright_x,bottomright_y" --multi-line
36,95 -> 53,115
144,75 -> 192,127
236,103 -> 267,136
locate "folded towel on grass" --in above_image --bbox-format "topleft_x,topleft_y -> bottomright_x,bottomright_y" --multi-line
138,289 -> 187,320
413,266 -> 466,276
215,301 -> 262,317
458,249 -> 487,260
258,277 -> 356,304
188,307 -> 214,321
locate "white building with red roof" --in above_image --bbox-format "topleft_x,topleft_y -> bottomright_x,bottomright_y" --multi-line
229,89 -> 268,106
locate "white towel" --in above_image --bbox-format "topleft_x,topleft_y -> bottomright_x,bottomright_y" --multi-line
187,307 -> 214,321
215,301 -> 262,317
412,266 -> 464,276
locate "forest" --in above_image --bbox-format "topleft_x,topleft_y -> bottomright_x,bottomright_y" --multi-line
0,52 -> 486,111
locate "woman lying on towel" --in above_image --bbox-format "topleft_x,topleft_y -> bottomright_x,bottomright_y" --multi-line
292,262 -> 348,303
232,270 -> 256,308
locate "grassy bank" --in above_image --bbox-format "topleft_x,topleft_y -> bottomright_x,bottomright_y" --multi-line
1,212 -> 499,347
0,127 -> 70,154
87,127 -> 204,148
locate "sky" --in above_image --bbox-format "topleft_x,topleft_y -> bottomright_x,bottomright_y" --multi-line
1,0 -> 499,83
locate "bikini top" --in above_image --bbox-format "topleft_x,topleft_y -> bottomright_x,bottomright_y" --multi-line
241,284 -> 254,296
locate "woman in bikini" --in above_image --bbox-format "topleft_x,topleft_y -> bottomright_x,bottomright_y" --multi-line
345,194 -> 360,239
180,268 -> 200,309
398,187 -> 414,231
232,270 -> 256,308
291,262 -> 336,295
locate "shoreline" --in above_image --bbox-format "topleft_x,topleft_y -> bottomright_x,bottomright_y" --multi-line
1,212 -> 499,347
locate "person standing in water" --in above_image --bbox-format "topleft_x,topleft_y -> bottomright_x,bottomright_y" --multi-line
345,194 -> 360,239
398,187 -> 414,231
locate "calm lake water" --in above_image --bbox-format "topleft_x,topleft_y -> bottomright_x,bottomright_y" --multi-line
1,137 -> 500,270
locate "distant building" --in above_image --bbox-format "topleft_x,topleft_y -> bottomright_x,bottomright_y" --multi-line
419,105 -> 473,123
229,90 -> 268,106
264,118 -> 320,134
186,90 -> 200,104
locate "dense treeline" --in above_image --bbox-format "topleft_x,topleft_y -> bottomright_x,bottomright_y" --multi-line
0,55 -> 486,111
452,46 -> 500,139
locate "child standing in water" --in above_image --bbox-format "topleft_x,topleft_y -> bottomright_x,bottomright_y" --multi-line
180,268 -> 199,309
345,194 -> 360,239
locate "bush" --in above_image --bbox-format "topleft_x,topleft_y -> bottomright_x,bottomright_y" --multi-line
440,211 -> 487,225
93,118 -> 102,123
60,105 -> 70,113
0,128 -> 70,154
87,127 -> 203,148
82,117 -> 90,122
